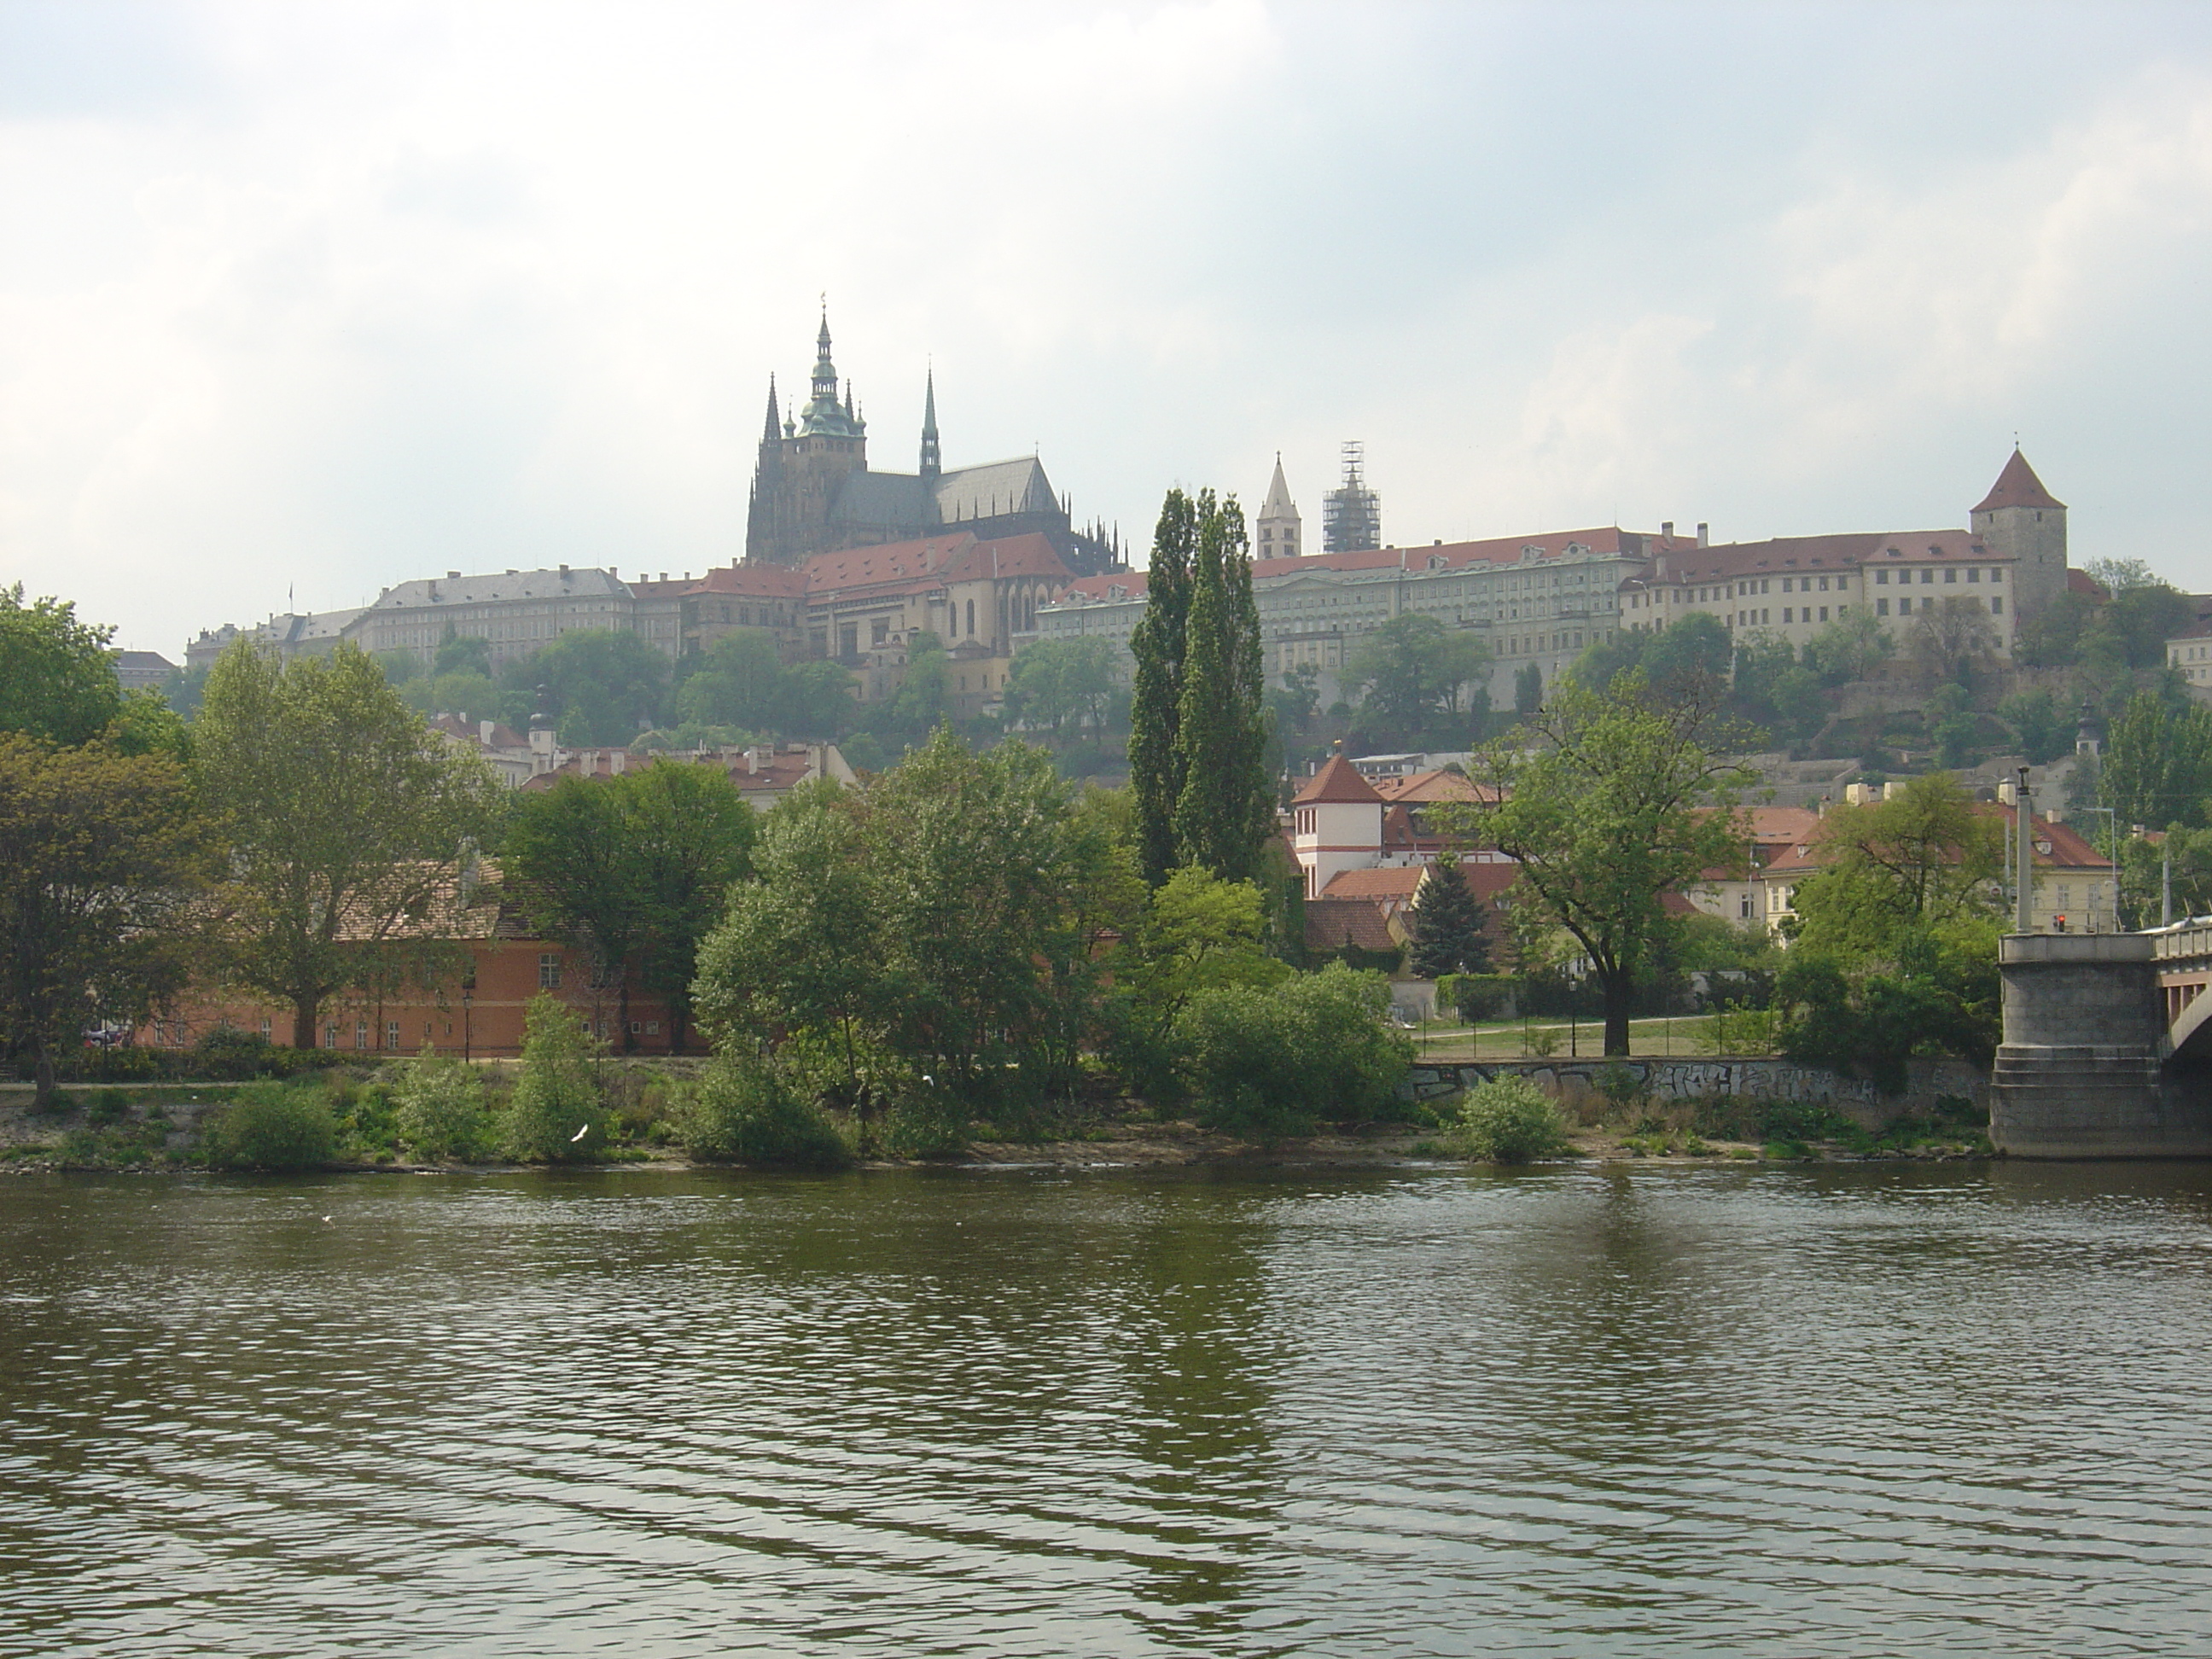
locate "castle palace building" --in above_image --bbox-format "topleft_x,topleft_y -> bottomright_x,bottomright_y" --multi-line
743,313 -> 1117,575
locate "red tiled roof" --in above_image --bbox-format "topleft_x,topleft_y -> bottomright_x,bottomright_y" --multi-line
1760,804 -> 2110,875
1302,899 -> 1400,955
1972,449 -> 2066,514
1295,753 -> 1386,805
1371,769 -> 1501,806
2067,568 -> 2110,601
692,564 -> 808,598
1646,528 -> 1987,584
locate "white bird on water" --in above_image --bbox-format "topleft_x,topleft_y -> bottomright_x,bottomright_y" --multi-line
570,1124 -> 591,1143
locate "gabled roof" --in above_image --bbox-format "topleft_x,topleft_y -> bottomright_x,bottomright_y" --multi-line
693,564 -> 809,598
1371,769 -> 1499,806
1973,449 -> 2065,514
1301,899 -> 1400,955
1258,456 -> 1297,521
1647,529 -> 1986,584
2067,568 -> 2109,602
1295,753 -> 1385,805
932,457 -> 1060,523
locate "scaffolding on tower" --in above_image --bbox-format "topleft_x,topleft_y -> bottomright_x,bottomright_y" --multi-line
1323,440 -> 1382,554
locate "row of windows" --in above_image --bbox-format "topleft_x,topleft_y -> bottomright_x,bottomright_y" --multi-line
1874,596 -> 2003,617
1875,567 -> 2000,585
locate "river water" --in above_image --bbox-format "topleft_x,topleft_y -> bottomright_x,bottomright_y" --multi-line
3,1162 -> 2209,1657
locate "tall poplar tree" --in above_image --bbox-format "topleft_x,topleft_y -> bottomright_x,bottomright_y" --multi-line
1128,490 -> 1196,885
1173,492 -> 1272,882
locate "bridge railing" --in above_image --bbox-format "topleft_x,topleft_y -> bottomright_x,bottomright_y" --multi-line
2142,917 -> 2212,964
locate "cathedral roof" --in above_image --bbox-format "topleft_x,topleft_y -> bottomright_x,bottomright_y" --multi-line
1973,448 -> 2065,513
798,530 -> 1069,598
830,471 -> 933,531
932,457 -> 1060,523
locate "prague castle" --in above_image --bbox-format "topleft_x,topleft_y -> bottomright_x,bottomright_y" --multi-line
742,313 -> 1118,575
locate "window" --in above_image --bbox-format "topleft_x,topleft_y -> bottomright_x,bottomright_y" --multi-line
1991,568 -> 2004,585
1782,578 -> 1794,593
1921,570 -> 1934,584
539,952 -> 562,989
259,1017 -> 272,1039
355,1022 -> 369,1050
966,600 -> 976,637
1819,576 -> 1830,591
1740,894 -> 1754,919
1877,597 -> 1890,616
1784,608 -> 1794,624
1992,597 -> 2004,615
1819,607 -> 1829,622
1876,570 -> 1889,585
1945,568 -> 1958,584
324,1025 -> 339,1050
386,1022 -> 401,1051
1968,568 -> 1982,583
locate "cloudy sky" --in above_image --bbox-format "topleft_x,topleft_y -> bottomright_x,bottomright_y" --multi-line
6,0 -> 2212,655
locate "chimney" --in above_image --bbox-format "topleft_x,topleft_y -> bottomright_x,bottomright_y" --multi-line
447,570 -> 460,579
1662,521 -> 1674,539
480,719 -> 493,744
609,749 -> 626,777
1697,522 -> 1709,547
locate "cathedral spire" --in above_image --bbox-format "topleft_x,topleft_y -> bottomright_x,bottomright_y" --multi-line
920,364 -> 941,480
761,375 -> 781,444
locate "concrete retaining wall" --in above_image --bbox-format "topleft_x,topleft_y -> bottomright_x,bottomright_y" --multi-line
1406,1056 -> 1988,1132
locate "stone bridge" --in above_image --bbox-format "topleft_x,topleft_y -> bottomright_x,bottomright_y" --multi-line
1993,927 -> 2212,1157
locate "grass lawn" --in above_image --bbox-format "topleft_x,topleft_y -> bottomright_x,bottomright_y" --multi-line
1409,1015 -> 1775,1060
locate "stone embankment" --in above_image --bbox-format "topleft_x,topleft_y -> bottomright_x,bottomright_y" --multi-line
1406,1056 -> 1988,1133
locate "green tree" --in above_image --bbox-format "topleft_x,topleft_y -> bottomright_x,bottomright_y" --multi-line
1172,491 -> 1272,882
504,773 -> 646,1043
862,729 -> 1087,1103
1926,684 -> 1979,770
694,782 -> 881,1095
504,992 -> 603,1161
1117,867 -> 1289,1037
1802,611 -> 1893,686
195,640 -> 504,1049
1999,686 -> 2072,765
1641,613 -> 1734,696
434,627 -> 493,680
679,1051 -> 849,1168
0,585 -> 181,755
400,670 -> 502,722
1908,597 -> 2002,687
1005,636 -> 1116,744
675,629 -> 787,731
499,628 -> 672,745
1448,669 -> 1753,1054
2015,588 -> 2097,669
1345,614 -> 1493,745
1513,662 -> 1543,720
882,631 -> 950,736
2100,690 -> 2212,830
0,736 -> 212,1106
1786,773 -> 2004,959
1403,860 -> 1492,979
507,761 -> 754,1051
1128,490 -> 1197,884
625,761 -> 756,1051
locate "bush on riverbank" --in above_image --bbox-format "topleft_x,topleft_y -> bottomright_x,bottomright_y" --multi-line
202,1082 -> 338,1170
1449,1075 -> 1572,1163
1176,963 -> 1413,1141
679,1054 -> 849,1169
393,1049 -> 497,1162
504,994 -> 604,1161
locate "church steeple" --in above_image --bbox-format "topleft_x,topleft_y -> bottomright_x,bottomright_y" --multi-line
920,366 -> 941,480
761,375 -> 781,444
798,308 -> 863,439
1255,451 -> 1302,559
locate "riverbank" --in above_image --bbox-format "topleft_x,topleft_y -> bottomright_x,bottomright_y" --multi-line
0,1082 -> 1991,1172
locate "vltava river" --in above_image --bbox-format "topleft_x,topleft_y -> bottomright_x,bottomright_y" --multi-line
3,1163 -> 2209,1657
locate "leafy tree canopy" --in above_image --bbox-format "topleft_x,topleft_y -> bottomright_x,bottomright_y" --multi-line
498,628 -> 673,746
1785,773 -> 2003,962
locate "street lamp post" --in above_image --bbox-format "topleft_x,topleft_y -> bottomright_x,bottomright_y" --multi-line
462,987 -> 473,1063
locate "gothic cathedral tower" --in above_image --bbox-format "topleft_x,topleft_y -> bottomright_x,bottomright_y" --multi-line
745,311 -> 870,565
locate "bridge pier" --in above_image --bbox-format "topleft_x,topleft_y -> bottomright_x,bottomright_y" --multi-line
1993,932 -> 2212,1158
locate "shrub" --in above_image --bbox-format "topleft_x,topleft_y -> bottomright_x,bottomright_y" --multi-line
1697,1007 -> 1780,1055
1441,973 -> 1518,1022
877,1078 -> 970,1160
503,993 -> 603,1162
202,1082 -> 337,1170
1174,962 -> 1413,1141
1449,1074 -> 1571,1164
393,1048 -> 496,1161
681,1055 -> 850,1169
